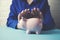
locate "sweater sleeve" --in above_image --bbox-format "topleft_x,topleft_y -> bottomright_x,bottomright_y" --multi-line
6,0 -> 18,29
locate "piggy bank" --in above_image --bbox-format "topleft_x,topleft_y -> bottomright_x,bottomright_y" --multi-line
17,8 -> 43,34
26,18 -> 43,34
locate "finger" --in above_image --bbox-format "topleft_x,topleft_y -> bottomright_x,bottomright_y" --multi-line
33,8 -> 37,14
21,10 -> 24,14
19,10 -> 25,19
40,12 -> 42,15
39,12 -> 43,18
33,7 -> 37,11
25,9 -> 30,13
18,13 -> 22,22
37,8 -> 40,12
23,9 -> 27,13
26,9 -> 30,13
31,9 -> 34,15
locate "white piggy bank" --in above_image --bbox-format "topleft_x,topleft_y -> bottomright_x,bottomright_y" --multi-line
17,18 -> 43,34
26,18 -> 43,34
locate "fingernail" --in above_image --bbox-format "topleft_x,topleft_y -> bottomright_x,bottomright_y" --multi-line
27,9 -> 29,11
21,10 -> 24,13
34,7 -> 36,10
25,9 -> 27,12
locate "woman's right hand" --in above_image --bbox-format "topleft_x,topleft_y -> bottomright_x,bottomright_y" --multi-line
18,9 -> 30,22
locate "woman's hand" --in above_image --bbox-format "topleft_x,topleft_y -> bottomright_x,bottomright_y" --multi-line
31,8 -> 42,18
18,9 -> 30,22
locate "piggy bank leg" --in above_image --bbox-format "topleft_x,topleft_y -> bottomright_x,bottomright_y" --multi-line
26,30 -> 31,34
36,23 -> 43,34
36,29 -> 41,34
26,30 -> 36,34
36,31 -> 39,34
